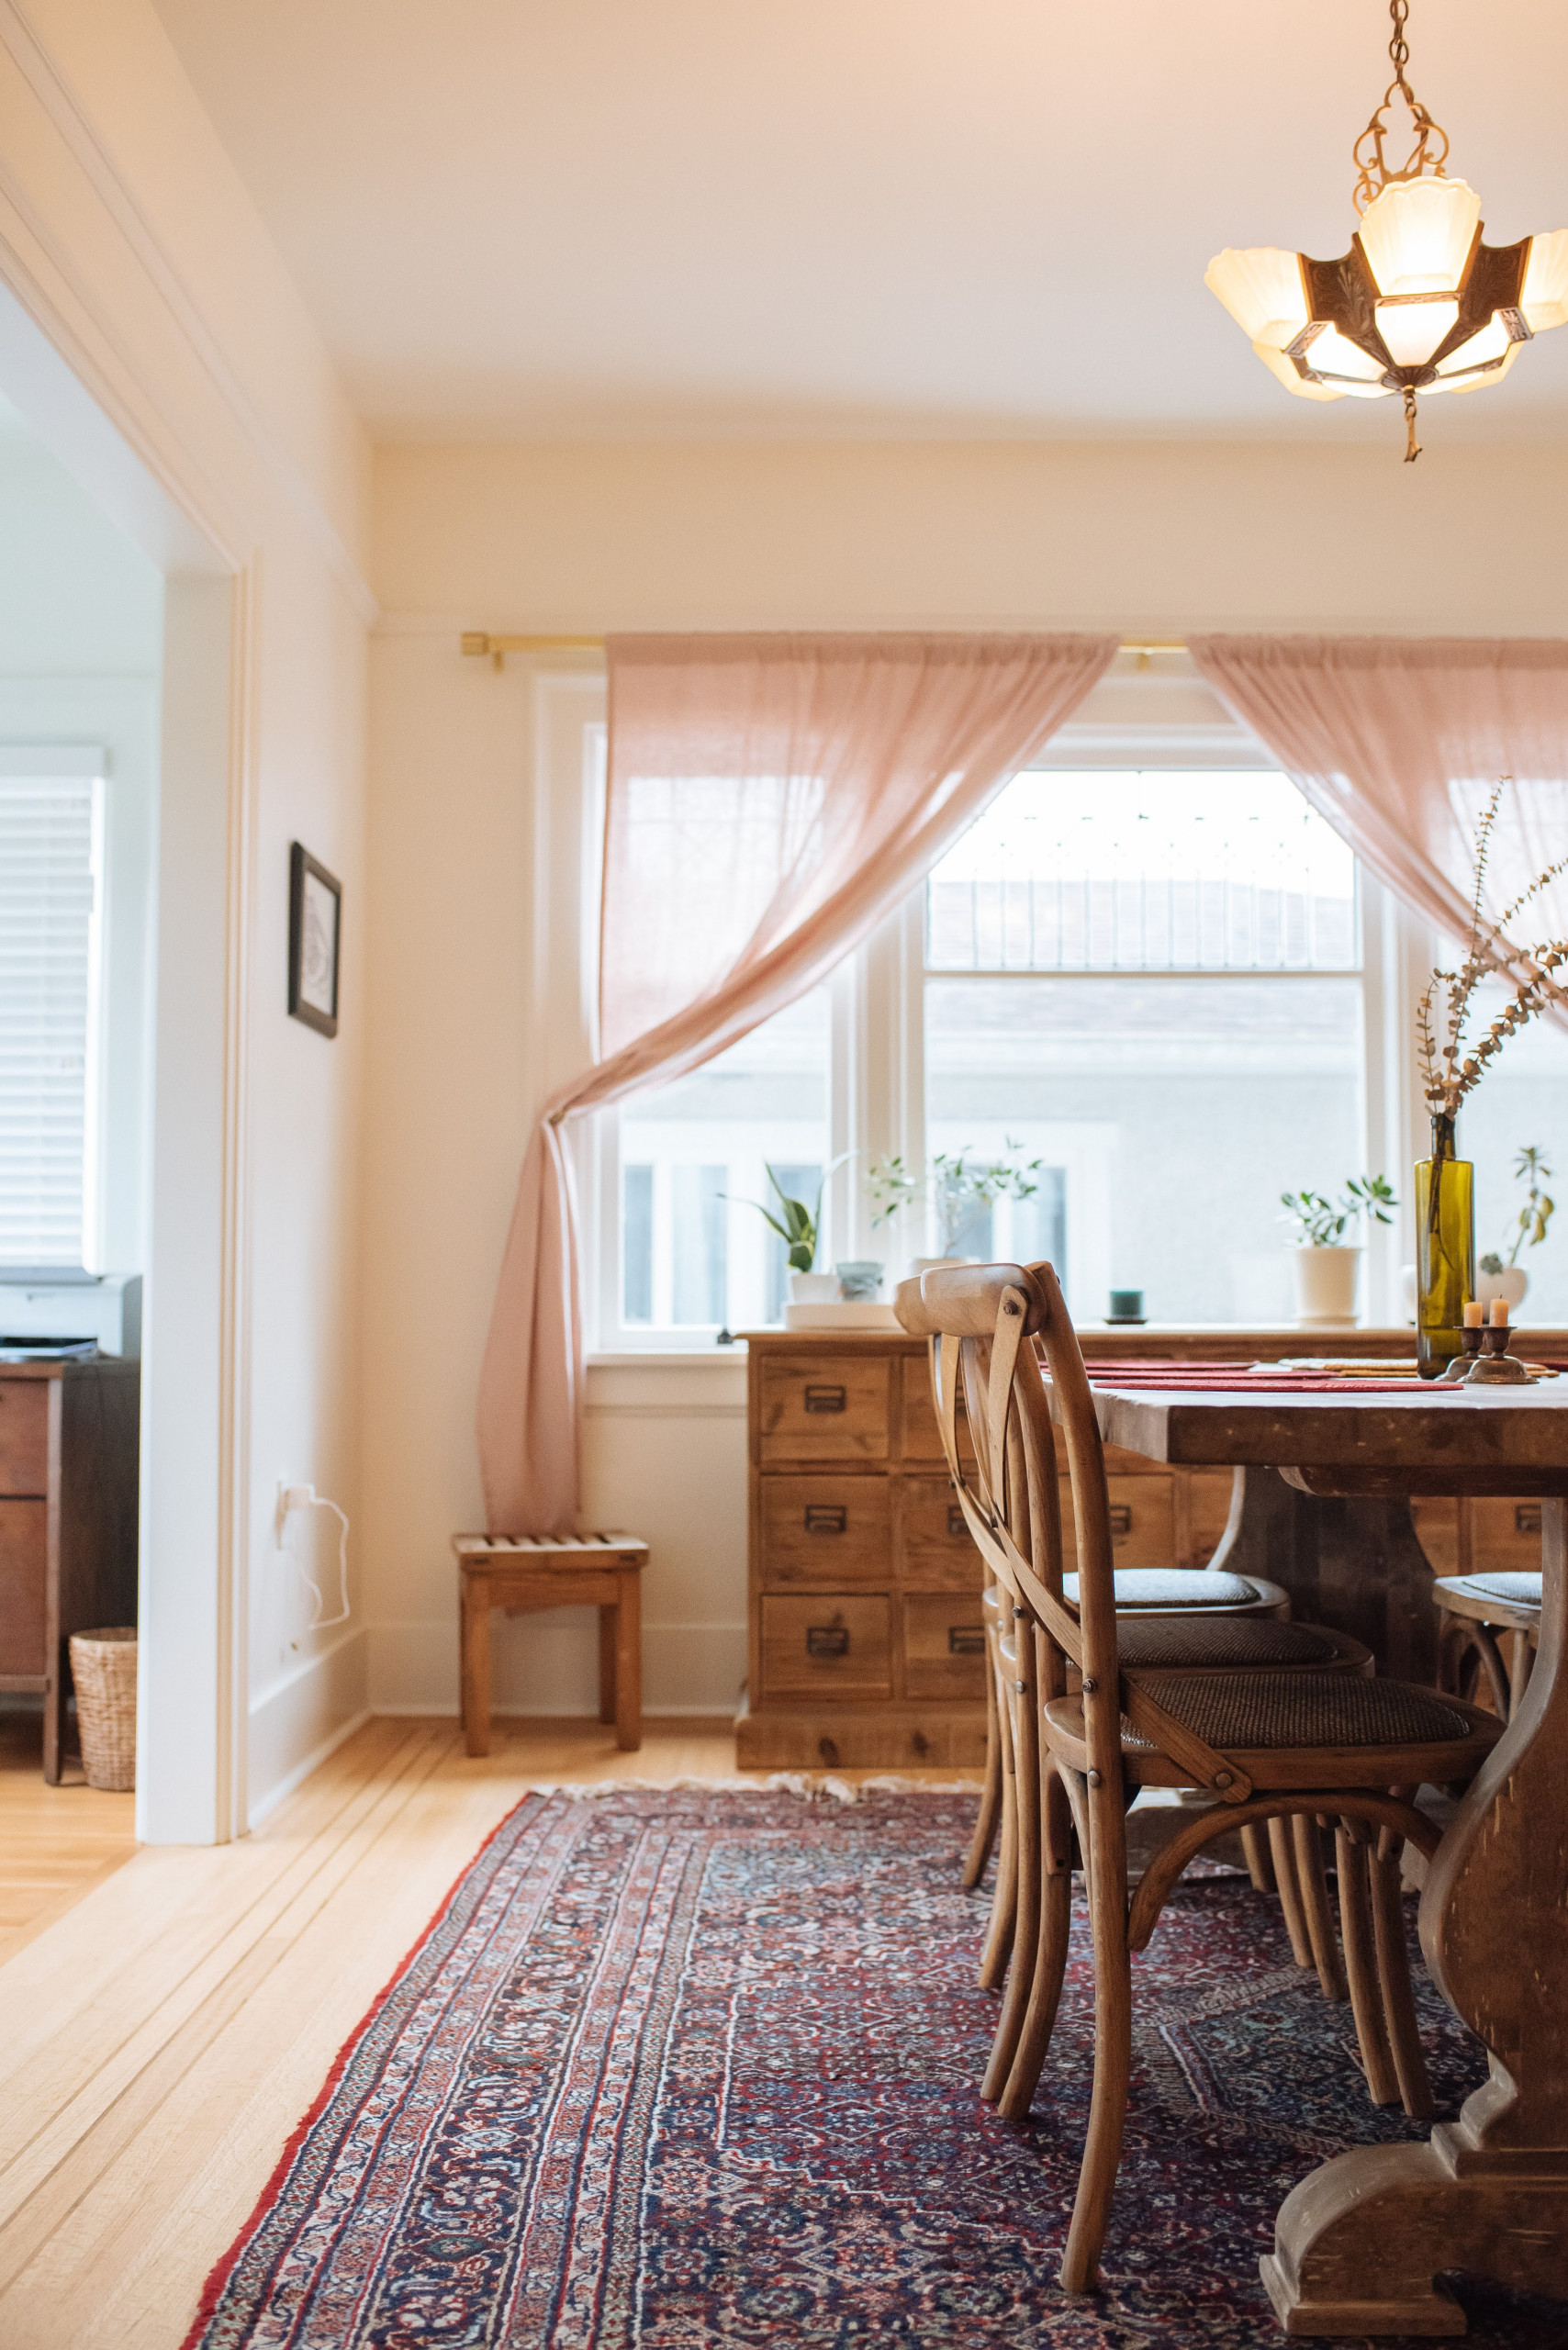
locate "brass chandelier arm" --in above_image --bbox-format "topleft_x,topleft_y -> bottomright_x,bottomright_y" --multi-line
1352,0 -> 1450,213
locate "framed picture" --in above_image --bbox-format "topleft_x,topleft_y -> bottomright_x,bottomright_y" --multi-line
288,843 -> 342,1038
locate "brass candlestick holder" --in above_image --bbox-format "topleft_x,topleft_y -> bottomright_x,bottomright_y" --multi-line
1462,1322 -> 1531,1384
1439,1324 -> 1484,1382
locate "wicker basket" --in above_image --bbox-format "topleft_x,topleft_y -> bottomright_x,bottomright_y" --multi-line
70,1627 -> 138,1791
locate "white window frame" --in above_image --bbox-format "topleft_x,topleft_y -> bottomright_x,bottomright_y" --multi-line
529,663 -> 1432,1351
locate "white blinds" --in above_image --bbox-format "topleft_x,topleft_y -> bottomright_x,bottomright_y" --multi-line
0,771 -> 98,1268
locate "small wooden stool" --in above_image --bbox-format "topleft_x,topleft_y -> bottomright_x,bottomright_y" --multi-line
454,1532 -> 648,1756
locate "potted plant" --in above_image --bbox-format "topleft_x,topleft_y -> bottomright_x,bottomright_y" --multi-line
1279,1175 -> 1397,1326
1478,1146 -> 1554,1314
868,1142 -> 1043,1274
729,1162 -> 843,1303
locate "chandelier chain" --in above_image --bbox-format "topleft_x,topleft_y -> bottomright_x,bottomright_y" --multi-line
1352,0 -> 1450,216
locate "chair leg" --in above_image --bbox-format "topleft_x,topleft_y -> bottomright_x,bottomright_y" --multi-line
1239,1821 -> 1275,1893
1335,1825 -> 1399,2105
982,1630 -> 1041,2103
1368,1840 -> 1435,2120
963,1666 -> 1002,1890
1509,1628 -> 1535,1720
1291,1814 -> 1348,2002
978,1642 -> 1019,1991
1060,1768 -> 1134,2295
1267,1815 -> 1314,1969
997,1751 -> 1073,2121
1468,1623 -> 1513,1720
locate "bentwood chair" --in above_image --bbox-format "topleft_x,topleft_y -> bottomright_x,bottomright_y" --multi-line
1433,1570 -> 1540,1719
897,1277 -> 1375,2027
911,1259 -> 1504,2294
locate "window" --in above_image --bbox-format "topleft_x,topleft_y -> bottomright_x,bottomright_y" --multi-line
612,989 -> 831,1337
925,773 -> 1368,1325
588,737 -> 1422,1348
0,767 -> 102,1270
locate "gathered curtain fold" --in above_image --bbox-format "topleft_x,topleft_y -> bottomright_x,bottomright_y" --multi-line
477,630 -> 1117,1536
1187,635 -> 1568,987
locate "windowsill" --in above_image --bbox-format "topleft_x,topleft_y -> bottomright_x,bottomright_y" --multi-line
587,1346 -> 751,1369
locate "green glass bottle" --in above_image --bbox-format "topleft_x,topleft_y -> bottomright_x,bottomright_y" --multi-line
1416,1113 -> 1474,1379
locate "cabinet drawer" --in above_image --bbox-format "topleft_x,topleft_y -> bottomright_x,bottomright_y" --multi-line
760,1476 -> 891,1585
903,1591 -> 989,1699
898,1358 -> 977,1469
0,1382 -> 49,1496
899,1476 -> 985,1591
1060,1474 -> 1174,1570
759,1357 -> 890,1464
760,1594 -> 891,1697
0,1499 -> 47,1675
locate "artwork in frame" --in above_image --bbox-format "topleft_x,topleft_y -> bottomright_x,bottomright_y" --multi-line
288,843 -> 342,1038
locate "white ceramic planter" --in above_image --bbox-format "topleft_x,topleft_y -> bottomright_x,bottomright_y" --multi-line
787,1270 -> 839,1304
907,1255 -> 966,1279
1290,1245 -> 1361,1326
1476,1264 -> 1529,1315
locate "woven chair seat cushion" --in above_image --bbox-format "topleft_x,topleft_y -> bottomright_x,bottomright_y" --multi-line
1116,1617 -> 1338,1669
1438,1571 -> 1542,1610
1063,1568 -> 1259,1609
1117,1671 -> 1473,1752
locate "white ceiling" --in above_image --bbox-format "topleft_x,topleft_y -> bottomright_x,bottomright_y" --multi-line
151,0 -> 1568,443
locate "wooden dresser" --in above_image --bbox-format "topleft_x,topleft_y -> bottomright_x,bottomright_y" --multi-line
735,1325 -> 1565,1767
736,1330 -> 1236,1769
0,1358 -> 140,1781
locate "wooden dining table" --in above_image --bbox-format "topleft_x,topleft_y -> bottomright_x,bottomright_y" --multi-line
1068,1370 -> 1568,2339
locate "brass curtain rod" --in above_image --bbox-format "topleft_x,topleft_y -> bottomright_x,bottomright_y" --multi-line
460,632 -> 1189,667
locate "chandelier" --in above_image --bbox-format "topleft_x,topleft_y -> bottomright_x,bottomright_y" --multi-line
1205,0 -> 1568,459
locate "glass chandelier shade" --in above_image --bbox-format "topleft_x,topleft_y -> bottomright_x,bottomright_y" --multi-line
1205,4 -> 1568,454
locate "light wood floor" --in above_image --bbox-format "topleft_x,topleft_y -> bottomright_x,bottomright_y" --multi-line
0,1714 -> 139,1969
0,1714 -> 980,2349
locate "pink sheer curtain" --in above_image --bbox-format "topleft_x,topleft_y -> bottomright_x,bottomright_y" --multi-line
477,631 -> 1117,1534
1188,636 -> 1568,970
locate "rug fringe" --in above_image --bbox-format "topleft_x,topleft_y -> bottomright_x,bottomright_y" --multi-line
516,1772 -> 981,1804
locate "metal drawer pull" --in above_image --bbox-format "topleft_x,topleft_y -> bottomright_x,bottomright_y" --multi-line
804,1505 -> 847,1535
807,1622 -> 850,1657
948,1626 -> 985,1657
946,1505 -> 967,1539
1516,1504 -> 1541,1536
803,1384 -> 847,1414
1108,1504 -> 1133,1539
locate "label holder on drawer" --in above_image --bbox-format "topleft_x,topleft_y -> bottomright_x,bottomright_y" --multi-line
947,1625 -> 985,1657
806,1619 -> 850,1657
804,1505 -> 847,1536
803,1384 -> 847,1415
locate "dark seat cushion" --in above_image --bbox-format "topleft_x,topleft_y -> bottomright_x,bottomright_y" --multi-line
1063,1568 -> 1259,1609
1117,1617 -> 1338,1670
1120,1671 -> 1473,1751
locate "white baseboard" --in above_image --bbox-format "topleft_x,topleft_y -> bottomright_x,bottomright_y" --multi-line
248,1628 -> 370,1827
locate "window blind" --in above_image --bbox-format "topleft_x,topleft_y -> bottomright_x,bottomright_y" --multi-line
0,773 -> 97,1267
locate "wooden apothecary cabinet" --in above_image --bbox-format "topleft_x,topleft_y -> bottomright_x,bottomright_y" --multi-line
736,1330 -> 1231,1770
0,1358 -> 140,1780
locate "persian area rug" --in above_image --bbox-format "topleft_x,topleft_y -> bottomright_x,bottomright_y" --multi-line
185,1786 -> 1563,2349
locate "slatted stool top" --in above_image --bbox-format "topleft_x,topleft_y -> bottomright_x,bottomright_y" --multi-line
454,1531 -> 648,1562
1435,1570 -> 1541,1611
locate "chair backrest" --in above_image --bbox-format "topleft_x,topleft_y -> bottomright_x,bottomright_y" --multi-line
896,1259 -> 1255,1807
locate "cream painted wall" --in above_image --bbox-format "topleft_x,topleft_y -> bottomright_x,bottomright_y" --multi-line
373,437 -> 1568,637
0,0 -> 374,1830
363,432 -> 1568,1723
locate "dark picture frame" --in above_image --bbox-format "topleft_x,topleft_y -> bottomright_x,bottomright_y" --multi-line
288,842 -> 342,1038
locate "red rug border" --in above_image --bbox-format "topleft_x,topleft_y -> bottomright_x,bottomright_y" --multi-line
176,1785 -> 543,2350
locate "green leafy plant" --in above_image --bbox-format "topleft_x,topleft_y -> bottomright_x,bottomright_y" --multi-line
726,1158 -> 848,1273
1280,1174 -> 1397,1248
866,1155 -> 923,1229
933,1142 -> 1043,1256
1480,1145 -> 1555,1275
